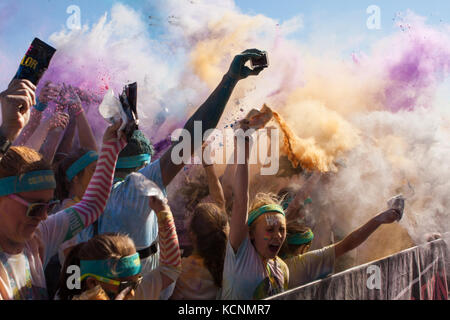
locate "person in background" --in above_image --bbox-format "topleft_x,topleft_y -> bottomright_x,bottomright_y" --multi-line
171,203 -> 228,300
279,207 -> 402,289
58,194 -> 181,300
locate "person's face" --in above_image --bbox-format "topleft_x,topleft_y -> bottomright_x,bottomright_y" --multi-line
74,161 -> 97,196
250,213 -> 286,260
0,189 -> 54,244
86,274 -> 142,300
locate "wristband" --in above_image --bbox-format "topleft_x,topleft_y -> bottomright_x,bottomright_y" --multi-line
33,99 -> 48,112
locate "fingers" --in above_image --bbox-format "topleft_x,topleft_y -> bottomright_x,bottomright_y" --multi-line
248,66 -> 265,76
242,48 -> 265,55
115,286 -> 132,300
8,79 -> 36,93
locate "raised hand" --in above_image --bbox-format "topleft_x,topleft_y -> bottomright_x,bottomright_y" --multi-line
226,49 -> 267,81
46,111 -> 70,131
149,196 -> 169,213
0,79 -> 36,141
38,81 -> 60,104
376,208 -> 402,224
102,119 -> 125,143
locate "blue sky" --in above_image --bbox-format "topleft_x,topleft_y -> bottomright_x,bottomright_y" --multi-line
2,0 -> 450,86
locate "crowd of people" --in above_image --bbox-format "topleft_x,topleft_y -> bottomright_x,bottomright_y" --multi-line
0,48 -> 403,300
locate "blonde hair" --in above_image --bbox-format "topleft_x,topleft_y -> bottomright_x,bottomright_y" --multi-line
248,192 -> 285,233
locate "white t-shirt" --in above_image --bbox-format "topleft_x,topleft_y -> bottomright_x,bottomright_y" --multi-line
221,236 -> 289,300
0,213 -> 69,300
134,267 -> 163,300
284,245 -> 336,289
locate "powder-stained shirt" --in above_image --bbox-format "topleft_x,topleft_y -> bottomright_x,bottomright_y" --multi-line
171,255 -> 219,300
0,140 -> 125,300
61,160 -> 166,274
284,245 -> 335,289
221,236 -> 289,300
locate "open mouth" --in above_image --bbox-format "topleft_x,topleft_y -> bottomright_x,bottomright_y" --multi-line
268,244 -> 280,254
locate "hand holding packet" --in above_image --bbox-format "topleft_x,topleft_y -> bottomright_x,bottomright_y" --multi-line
387,195 -> 405,221
13,38 -> 56,86
99,83 -> 139,141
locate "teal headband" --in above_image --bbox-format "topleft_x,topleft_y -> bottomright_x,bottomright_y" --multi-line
116,154 -> 150,169
287,230 -> 314,245
66,151 -> 98,182
248,204 -> 285,226
0,170 -> 56,197
80,253 -> 142,280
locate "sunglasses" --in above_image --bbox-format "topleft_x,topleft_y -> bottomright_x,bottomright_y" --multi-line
8,194 -> 60,218
84,274 -> 143,299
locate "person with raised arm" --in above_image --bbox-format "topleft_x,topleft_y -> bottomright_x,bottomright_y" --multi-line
59,50 -> 267,299
0,121 -> 126,300
221,134 -> 289,300
0,79 -> 37,158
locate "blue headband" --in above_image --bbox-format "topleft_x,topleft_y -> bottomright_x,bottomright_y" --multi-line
287,230 -> 314,245
66,151 -> 98,182
0,170 -> 56,197
248,204 -> 285,226
116,154 -> 150,169
80,253 -> 142,280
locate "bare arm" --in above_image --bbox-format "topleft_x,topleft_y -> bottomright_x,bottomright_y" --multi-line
76,111 -> 98,151
202,142 -> 226,209
160,49 -> 266,187
25,112 -> 69,152
14,81 -> 59,146
62,84 -> 98,151
14,108 -> 43,146
39,129 -> 64,164
334,208 -> 401,258
204,165 -> 226,210
55,117 -> 76,157
229,139 -> 251,253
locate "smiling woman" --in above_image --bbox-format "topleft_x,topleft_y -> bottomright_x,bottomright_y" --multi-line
222,138 -> 289,300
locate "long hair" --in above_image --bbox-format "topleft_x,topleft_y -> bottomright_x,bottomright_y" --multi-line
58,233 -> 136,300
189,203 -> 228,288
54,148 -> 92,201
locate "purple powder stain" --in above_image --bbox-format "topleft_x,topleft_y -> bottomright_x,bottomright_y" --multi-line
382,30 -> 450,112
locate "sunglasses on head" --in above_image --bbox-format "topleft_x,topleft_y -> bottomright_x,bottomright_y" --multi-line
8,194 -> 60,218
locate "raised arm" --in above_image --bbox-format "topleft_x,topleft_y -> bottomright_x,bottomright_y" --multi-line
334,208 -> 401,258
14,81 -> 57,146
54,117 -> 77,160
24,111 -> 69,152
0,79 -> 36,145
159,49 -> 266,187
202,142 -> 226,210
148,196 -> 181,290
229,138 -> 251,253
49,122 -> 126,241
64,85 -> 98,151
